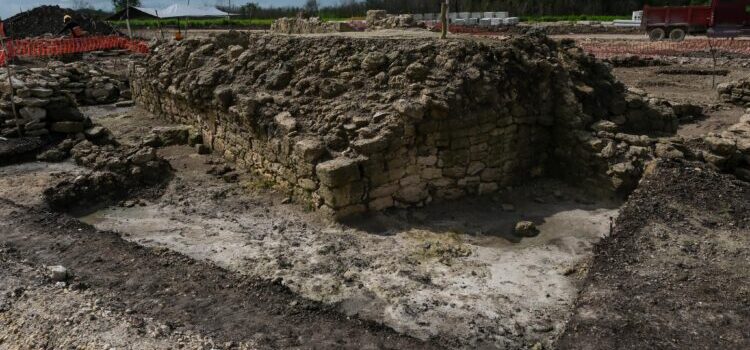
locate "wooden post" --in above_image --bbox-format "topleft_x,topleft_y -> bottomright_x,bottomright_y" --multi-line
156,10 -> 165,40
185,0 -> 190,38
0,34 -> 22,137
440,0 -> 449,39
125,0 -> 133,39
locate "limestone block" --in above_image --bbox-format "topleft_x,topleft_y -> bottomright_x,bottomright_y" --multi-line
371,183 -> 399,198
316,157 -> 361,187
394,183 -> 428,204
369,196 -> 394,211
351,135 -> 388,154
50,121 -> 84,134
478,182 -> 499,195
467,161 -> 486,176
298,178 -> 318,191
319,181 -> 365,209
274,112 -> 298,133
421,167 -> 442,180
19,106 -> 46,121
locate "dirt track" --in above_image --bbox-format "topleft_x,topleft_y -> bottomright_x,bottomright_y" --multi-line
0,197 -> 436,349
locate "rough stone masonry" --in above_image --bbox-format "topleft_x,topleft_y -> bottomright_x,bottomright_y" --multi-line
131,32 -> 676,217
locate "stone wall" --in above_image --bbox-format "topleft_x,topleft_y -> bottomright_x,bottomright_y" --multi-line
271,17 -> 355,34
0,61 -> 133,139
718,80 -> 750,107
131,32 -> 670,217
365,10 -> 421,30
1,67 -> 89,138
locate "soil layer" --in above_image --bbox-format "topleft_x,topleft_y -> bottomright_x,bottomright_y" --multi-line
557,160 -> 750,349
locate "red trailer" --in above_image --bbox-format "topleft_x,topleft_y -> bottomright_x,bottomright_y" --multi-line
643,0 -> 750,41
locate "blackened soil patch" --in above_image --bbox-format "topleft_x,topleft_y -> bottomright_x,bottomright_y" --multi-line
0,137 -> 44,166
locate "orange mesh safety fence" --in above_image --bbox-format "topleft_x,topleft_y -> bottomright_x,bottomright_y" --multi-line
0,35 -> 149,66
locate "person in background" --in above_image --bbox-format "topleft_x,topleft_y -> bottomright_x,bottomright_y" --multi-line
0,17 -> 6,38
59,15 -> 88,38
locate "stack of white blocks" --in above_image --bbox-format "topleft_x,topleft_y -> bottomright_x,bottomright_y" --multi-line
613,10 -> 642,27
415,11 -> 518,27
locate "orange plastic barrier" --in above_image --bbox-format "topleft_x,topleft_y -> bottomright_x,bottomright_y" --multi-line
0,35 -> 149,66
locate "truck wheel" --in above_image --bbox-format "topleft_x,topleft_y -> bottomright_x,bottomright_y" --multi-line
648,28 -> 666,41
669,28 -> 686,42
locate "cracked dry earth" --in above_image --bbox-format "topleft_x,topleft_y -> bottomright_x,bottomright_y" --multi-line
0,104 -> 620,349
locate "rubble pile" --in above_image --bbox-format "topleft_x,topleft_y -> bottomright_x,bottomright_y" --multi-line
687,113 -> 750,181
718,79 -> 750,107
271,17 -> 355,34
131,32 -> 677,217
365,10 -> 422,30
4,5 -> 116,38
43,141 -> 172,211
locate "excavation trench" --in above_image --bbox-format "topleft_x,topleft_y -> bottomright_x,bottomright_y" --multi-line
58,104 -> 620,349
7,32 -> 735,348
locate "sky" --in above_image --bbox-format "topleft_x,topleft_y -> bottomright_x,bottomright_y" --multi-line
1,0 -> 340,20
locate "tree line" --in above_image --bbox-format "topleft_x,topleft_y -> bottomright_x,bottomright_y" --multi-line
222,0 -> 711,19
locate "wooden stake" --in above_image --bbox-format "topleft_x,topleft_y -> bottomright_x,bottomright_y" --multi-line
156,10 -> 165,40
440,0 -> 449,39
126,0 -> 133,39
0,33 -> 22,138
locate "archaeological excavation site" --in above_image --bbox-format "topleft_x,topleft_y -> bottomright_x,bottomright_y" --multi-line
1,3 -> 749,350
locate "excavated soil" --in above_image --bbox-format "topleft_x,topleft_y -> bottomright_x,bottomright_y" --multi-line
557,160 -> 750,349
4,5 -> 116,38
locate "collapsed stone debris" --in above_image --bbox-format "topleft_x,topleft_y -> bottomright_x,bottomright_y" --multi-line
0,61 -> 172,212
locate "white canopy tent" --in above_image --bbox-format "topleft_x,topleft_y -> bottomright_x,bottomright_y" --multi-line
133,7 -> 160,18
157,4 -> 233,19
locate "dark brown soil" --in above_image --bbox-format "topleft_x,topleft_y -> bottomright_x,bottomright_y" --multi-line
557,160 -> 750,349
5,5 -> 116,38
0,137 -> 44,166
0,198 -> 440,349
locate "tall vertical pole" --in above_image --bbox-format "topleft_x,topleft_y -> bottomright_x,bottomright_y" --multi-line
126,0 -> 133,39
185,0 -> 190,38
0,33 -> 22,138
156,10 -> 165,40
440,0 -> 449,39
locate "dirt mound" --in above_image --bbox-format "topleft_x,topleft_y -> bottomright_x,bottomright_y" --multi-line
4,5 -> 116,38
557,160 -> 750,349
